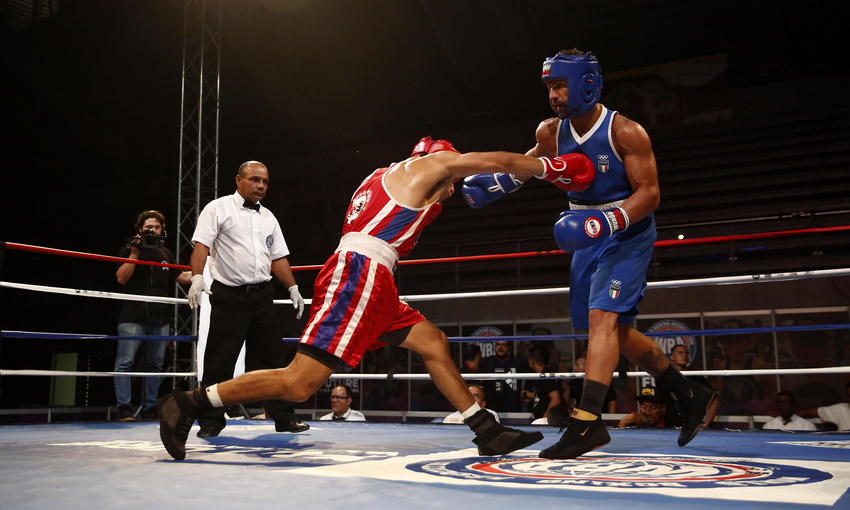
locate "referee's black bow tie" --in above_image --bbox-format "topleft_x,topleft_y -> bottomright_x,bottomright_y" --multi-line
243,200 -> 260,212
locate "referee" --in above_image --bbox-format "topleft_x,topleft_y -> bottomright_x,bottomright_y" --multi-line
188,160 -> 306,437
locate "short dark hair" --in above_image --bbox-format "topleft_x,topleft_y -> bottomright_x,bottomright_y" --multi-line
527,347 -> 550,367
134,210 -> 165,231
672,344 -> 686,351
462,344 -> 481,363
333,385 -> 353,398
777,390 -> 794,401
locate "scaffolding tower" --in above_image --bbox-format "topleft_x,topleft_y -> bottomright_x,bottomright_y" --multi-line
173,0 -> 222,372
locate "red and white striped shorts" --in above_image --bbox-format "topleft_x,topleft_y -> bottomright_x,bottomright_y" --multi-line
299,250 -> 424,368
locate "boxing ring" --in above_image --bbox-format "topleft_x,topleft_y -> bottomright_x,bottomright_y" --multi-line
2,235 -> 850,509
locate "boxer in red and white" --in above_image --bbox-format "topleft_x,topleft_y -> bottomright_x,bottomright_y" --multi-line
158,137 -> 595,460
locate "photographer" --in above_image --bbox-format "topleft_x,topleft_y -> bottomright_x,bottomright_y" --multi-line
114,210 -> 190,421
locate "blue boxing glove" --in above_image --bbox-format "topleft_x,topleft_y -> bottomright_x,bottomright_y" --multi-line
462,173 -> 524,209
553,207 -> 630,252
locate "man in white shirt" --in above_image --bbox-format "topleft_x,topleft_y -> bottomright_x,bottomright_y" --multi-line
187,161 -> 306,437
319,385 -> 366,422
763,391 -> 816,431
799,381 -> 850,431
443,385 -> 499,424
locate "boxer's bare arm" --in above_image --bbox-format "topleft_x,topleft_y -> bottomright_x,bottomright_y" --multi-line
527,118 -> 559,158
612,114 -> 660,224
386,151 -> 546,207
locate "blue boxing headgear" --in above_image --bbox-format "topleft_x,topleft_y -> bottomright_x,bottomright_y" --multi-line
541,52 -> 603,119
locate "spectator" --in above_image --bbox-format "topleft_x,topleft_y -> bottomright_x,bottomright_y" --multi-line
443,384 -> 499,424
762,391 -> 816,431
523,347 -> 561,420
531,386 -> 572,427
480,340 -> 523,412
114,210 -> 190,421
319,385 -> 366,421
658,344 -> 719,429
460,344 -> 482,373
799,381 -> 850,430
618,387 -> 667,428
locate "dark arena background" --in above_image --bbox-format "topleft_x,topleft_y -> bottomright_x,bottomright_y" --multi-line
2,1 -> 850,509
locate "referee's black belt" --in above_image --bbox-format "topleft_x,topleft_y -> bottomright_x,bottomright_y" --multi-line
213,280 -> 271,293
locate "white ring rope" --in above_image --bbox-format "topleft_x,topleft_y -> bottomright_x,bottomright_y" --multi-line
2,267 -> 848,306
3,367 -> 850,378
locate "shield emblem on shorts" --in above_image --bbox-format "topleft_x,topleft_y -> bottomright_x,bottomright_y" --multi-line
609,279 -> 622,299
598,154 -> 609,174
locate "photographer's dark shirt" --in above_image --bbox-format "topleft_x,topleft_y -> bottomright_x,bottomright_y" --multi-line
117,244 -> 179,324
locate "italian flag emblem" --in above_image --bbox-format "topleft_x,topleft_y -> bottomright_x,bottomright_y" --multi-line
609,279 -> 622,299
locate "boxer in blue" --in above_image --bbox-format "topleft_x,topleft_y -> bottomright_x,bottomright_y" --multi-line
463,49 -> 715,459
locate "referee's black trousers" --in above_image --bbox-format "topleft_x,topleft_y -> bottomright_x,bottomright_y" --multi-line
198,280 -> 296,431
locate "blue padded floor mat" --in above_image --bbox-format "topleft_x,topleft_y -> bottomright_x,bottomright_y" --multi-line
1,420 -> 849,509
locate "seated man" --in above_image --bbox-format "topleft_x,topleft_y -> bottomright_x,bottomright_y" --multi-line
319,384 -> 366,422
798,381 -> 850,431
618,387 -> 667,428
530,386 -> 571,427
522,347 -> 562,421
157,137 -> 595,460
762,391 -> 815,431
443,384 -> 498,424
658,344 -> 719,430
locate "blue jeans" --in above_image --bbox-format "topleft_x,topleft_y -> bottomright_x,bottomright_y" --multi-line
114,322 -> 169,410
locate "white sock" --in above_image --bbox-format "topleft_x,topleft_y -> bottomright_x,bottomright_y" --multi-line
460,402 -> 482,419
205,384 -> 224,408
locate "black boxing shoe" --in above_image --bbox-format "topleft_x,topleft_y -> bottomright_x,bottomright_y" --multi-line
157,390 -> 205,460
465,408 -> 543,456
673,383 -> 715,447
538,408 -> 610,460
275,419 -> 310,433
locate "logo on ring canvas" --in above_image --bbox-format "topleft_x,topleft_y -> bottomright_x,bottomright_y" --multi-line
405,455 -> 831,488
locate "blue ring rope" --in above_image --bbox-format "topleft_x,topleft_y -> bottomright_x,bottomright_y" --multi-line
2,323 -> 848,343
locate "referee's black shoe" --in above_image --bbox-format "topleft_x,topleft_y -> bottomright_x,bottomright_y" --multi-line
538,408 -> 610,460
465,409 -> 543,456
673,383 -> 715,447
158,390 -> 205,460
275,419 -> 310,433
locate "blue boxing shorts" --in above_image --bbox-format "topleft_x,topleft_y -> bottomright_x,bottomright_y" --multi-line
568,214 -> 656,330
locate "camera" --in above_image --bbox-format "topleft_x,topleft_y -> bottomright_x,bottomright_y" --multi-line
129,229 -> 164,249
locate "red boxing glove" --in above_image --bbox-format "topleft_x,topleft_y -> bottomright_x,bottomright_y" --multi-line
536,153 -> 596,192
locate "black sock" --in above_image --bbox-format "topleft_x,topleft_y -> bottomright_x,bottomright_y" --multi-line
657,363 -> 689,399
578,379 -> 609,417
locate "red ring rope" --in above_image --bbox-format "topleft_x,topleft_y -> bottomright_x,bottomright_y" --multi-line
4,224 -> 849,272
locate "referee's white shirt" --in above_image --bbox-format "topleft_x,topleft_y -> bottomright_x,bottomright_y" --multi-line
192,191 -> 289,286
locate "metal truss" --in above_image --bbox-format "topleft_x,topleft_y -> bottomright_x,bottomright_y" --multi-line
171,0 -> 221,382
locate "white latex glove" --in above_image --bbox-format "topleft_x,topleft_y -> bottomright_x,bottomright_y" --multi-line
188,274 -> 211,309
288,284 -> 305,319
